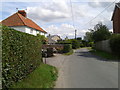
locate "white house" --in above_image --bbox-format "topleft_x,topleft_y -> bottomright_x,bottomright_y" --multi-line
1,10 -> 47,35
47,34 -> 62,44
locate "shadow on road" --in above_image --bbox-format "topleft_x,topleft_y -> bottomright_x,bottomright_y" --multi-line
75,50 -> 120,62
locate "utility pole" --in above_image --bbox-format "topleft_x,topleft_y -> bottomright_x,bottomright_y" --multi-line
75,29 -> 77,39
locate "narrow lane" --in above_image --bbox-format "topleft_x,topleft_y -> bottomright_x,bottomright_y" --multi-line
46,48 -> 118,88
66,48 -> 118,88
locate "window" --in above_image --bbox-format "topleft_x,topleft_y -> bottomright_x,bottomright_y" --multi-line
30,29 -> 33,34
39,32 -> 41,34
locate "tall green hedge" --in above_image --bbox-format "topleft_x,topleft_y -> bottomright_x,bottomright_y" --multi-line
2,25 -> 42,88
110,34 -> 120,56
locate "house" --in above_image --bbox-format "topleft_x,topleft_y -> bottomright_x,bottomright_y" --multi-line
1,10 -> 47,35
47,34 -> 62,44
111,3 -> 120,33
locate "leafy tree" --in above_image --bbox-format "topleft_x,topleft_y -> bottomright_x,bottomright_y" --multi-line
84,31 -> 93,42
92,23 -> 111,42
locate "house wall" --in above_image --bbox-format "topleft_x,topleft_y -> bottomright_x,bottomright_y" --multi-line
10,26 -> 45,36
25,27 -> 37,35
10,26 -> 26,32
113,7 -> 120,33
52,36 -> 61,42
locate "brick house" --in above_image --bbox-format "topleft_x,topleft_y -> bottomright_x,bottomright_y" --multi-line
1,10 -> 47,35
111,3 -> 120,33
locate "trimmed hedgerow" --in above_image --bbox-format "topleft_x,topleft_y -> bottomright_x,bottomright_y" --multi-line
110,34 -> 120,56
2,25 -> 42,88
63,44 -> 72,53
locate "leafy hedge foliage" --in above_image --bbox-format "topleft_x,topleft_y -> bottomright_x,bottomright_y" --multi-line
70,39 -> 80,49
2,25 -> 42,88
110,34 -> 120,56
58,39 -> 80,49
63,44 -> 72,53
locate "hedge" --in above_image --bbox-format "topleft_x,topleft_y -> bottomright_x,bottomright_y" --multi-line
2,25 -> 42,88
63,44 -> 72,53
110,34 -> 120,56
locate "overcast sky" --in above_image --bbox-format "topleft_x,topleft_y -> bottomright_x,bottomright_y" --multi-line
1,0 -> 120,39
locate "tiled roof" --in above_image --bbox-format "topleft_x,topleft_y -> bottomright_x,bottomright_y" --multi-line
1,12 -> 47,33
116,3 -> 120,8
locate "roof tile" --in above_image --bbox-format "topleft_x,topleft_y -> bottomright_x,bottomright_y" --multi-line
1,12 -> 47,33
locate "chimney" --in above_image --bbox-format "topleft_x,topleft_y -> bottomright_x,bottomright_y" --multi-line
18,10 -> 26,17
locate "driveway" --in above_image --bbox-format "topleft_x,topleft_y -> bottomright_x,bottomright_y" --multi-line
46,48 -> 118,88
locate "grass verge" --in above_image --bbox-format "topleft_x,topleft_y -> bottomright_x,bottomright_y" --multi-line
63,50 -> 73,55
90,49 -> 120,60
11,63 -> 58,88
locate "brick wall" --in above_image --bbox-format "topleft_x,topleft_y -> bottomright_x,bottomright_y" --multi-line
112,7 -> 120,33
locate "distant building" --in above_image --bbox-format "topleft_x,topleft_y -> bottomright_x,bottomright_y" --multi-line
1,10 -> 47,35
47,34 -> 62,44
111,3 -> 120,33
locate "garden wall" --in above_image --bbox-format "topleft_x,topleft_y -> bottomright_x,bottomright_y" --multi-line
95,40 -> 112,53
2,26 -> 42,88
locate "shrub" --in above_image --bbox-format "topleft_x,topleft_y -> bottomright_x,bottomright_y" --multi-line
2,25 -> 42,88
88,42 -> 94,47
57,39 -> 80,49
71,39 -> 79,49
63,44 -> 72,53
110,34 -> 120,56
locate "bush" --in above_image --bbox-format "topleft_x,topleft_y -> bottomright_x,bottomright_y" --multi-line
2,25 -> 42,88
57,39 -> 80,49
110,34 -> 120,56
88,42 -> 94,47
63,44 -> 72,53
71,39 -> 79,49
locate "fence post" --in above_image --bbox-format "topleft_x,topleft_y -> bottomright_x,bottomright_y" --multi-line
44,53 -> 47,64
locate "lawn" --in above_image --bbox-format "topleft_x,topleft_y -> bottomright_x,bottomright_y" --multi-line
11,63 -> 58,88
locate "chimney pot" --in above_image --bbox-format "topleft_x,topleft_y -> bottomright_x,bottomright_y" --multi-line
18,10 -> 26,17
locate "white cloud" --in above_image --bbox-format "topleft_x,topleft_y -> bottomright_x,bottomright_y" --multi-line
109,29 -> 113,32
45,23 -> 86,39
88,0 -> 119,12
1,1 -> 116,39
27,0 -> 71,22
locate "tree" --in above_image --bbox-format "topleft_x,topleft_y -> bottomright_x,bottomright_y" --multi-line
84,31 -> 93,42
92,23 -> 111,42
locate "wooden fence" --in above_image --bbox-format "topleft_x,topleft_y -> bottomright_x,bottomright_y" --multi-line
95,40 -> 112,53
